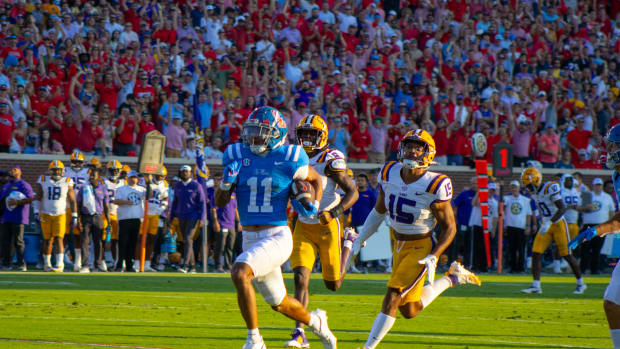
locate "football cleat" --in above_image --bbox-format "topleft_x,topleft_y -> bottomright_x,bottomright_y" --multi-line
97,261 -> 108,272
521,286 -> 542,294
242,336 -> 266,349
309,309 -> 337,349
52,266 -> 64,273
43,265 -> 52,272
155,264 -> 165,272
144,265 -> 156,272
285,329 -> 309,348
573,284 -> 587,295
79,266 -> 90,273
177,267 -> 188,274
447,261 -> 481,286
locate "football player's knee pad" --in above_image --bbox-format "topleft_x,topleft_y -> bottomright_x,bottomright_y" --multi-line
254,272 -> 287,306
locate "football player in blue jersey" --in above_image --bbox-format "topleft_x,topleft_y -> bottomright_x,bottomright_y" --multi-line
569,124 -> 620,348
215,106 -> 338,349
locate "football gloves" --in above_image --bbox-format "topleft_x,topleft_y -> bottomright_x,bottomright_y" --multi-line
419,254 -> 438,285
220,160 -> 241,190
568,227 -> 598,251
292,199 -> 319,218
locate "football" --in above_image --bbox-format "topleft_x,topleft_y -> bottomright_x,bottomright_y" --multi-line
290,179 -> 315,205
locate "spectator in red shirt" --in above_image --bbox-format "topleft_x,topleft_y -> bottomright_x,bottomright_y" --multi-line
0,102 -> 15,152
349,118 -> 372,162
136,110 -> 156,149
566,116 -> 592,167
114,105 -> 136,156
75,111 -> 104,154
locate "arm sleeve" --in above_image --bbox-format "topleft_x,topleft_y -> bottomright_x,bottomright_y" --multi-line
358,208 -> 386,243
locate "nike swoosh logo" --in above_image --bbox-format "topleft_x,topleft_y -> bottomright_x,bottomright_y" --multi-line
274,162 -> 284,165
415,192 -> 424,195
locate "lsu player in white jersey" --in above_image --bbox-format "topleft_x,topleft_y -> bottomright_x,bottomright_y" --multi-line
551,174 -> 583,273
134,166 -> 169,272
64,151 -> 90,271
32,161 -> 78,272
104,160 -> 125,269
570,125 -> 620,348
349,130 -> 481,349
520,167 -> 585,294
285,115 -> 359,348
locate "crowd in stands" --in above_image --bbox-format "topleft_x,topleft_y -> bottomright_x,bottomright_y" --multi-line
0,0 -> 616,169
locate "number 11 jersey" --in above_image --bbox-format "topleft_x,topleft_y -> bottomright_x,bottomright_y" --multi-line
223,143 -> 309,227
378,161 -> 452,235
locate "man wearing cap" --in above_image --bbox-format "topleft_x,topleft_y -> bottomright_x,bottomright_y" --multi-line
114,171 -> 146,272
567,116 -> 592,167
510,113 -> 538,167
502,180 -> 532,273
165,115 -> 188,158
538,122 -> 560,168
75,167 -> 110,273
0,166 -> 33,271
579,178 -> 615,275
0,101 -> 14,153
170,165 -> 206,273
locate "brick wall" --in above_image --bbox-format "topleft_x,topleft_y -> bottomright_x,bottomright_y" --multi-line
0,154 -> 612,196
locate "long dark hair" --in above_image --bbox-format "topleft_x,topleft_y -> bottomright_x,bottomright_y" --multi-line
39,128 -> 54,151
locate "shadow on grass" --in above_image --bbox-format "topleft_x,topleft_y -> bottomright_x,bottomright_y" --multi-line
0,273 -> 607,300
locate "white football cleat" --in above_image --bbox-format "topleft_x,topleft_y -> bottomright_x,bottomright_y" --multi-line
447,261 -> 481,286
144,265 -> 156,272
521,286 -> 542,294
573,284 -> 587,294
309,309 -> 337,349
242,336 -> 266,349
73,263 -> 81,272
97,261 -> 108,272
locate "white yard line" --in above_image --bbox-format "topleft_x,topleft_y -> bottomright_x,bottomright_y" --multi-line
0,337 -> 170,349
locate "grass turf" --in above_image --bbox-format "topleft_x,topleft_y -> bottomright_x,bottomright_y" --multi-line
0,271 -> 611,349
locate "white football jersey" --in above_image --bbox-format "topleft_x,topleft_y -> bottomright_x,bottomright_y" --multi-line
502,194 -> 532,229
147,180 -> 169,216
561,186 -> 581,224
65,167 -> 89,209
104,178 -> 126,216
378,161 -> 452,235
37,175 -> 74,216
298,148 -> 346,225
582,191 -> 615,225
534,181 -> 563,222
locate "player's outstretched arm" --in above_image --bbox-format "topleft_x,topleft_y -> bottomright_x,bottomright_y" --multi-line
319,166 -> 359,224
429,200 -> 457,259
592,211 -> 620,237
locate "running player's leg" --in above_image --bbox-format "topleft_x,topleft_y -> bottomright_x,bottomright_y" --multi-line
290,220 -> 318,332
319,218 -> 343,291
605,264 -> 620,346
523,232 -> 552,292
553,221 -> 585,292
40,214 -> 53,270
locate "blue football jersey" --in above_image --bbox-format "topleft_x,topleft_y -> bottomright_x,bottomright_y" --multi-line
614,171 -> 620,200
223,143 -> 309,226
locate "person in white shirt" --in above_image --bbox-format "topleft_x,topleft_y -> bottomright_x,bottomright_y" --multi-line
113,171 -> 146,272
502,180 -> 532,273
469,182 -> 499,272
318,2 -> 335,24
580,178 -> 616,274
337,5 -> 357,32
119,22 -> 139,47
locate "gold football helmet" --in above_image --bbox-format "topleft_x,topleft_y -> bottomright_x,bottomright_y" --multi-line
48,160 -> 65,180
70,151 -> 85,162
296,115 -> 329,153
521,167 -> 542,193
398,129 -> 436,169
107,160 -> 122,170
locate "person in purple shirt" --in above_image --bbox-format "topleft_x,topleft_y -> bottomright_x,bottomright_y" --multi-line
75,168 -> 110,273
0,165 -> 34,271
212,175 -> 241,273
170,165 -> 206,273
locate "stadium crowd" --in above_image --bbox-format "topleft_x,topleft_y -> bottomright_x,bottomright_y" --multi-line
0,0 -> 615,169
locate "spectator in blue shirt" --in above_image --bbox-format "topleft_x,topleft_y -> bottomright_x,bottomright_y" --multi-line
327,117 -> 350,156
350,173 -> 376,228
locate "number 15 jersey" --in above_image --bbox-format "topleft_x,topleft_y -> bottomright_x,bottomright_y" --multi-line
223,143 -> 309,227
378,161 -> 452,235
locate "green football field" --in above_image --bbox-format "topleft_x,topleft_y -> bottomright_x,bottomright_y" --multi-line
0,271 -> 612,349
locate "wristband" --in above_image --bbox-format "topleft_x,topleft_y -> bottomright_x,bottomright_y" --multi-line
329,204 -> 344,218
72,213 -> 78,218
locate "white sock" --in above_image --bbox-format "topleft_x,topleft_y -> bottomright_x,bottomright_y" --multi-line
74,250 -> 82,268
364,312 -> 396,349
421,276 -> 454,309
611,329 -> 620,348
532,280 -> 541,288
577,277 -> 585,286
55,254 -> 64,268
44,254 -> 51,267
247,328 -> 260,340
296,327 -> 305,333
